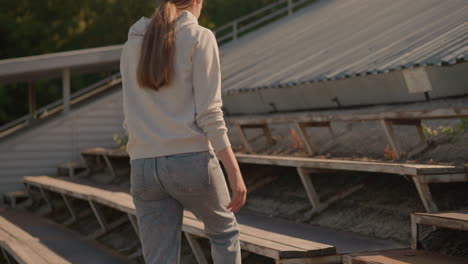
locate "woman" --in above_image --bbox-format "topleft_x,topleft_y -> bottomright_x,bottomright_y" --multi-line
120,0 -> 247,263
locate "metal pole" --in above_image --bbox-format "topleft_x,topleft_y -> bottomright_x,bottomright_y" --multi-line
288,0 -> 293,15
233,21 -> 238,40
28,81 -> 37,120
62,68 -> 71,114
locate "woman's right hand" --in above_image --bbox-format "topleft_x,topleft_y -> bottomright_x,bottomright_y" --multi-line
215,146 -> 247,212
226,170 -> 247,213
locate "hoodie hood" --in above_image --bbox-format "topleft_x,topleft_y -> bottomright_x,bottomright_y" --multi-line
128,10 -> 199,39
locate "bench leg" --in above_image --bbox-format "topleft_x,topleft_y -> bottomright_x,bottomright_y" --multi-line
38,187 -> 53,214
412,176 -> 438,213
128,213 -> 139,238
88,200 -> 108,238
294,122 -> 317,156
262,124 -> 276,145
1,247 -> 13,264
234,124 -> 254,153
411,214 -> 419,249
61,194 -> 77,225
102,154 -> 118,182
296,167 -> 322,211
184,233 -> 209,264
380,119 -> 402,159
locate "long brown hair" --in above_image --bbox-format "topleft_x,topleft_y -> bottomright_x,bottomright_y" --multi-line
137,0 -> 194,91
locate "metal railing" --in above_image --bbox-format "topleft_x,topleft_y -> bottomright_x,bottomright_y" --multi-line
0,0 -> 317,139
214,0 -> 313,44
0,73 -> 122,139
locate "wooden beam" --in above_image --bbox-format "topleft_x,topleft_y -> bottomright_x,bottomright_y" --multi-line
293,122 -> 317,155
411,177 -> 438,213
380,119 -> 402,159
262,124 -> 276,145
234,153 -> 464,176
296,167 -> 321,210
224,107 -> 468,125
412,211 -> 468,232
234,124 -> 254,153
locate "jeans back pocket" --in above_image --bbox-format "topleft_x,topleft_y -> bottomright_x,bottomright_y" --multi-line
163,151 -> 211,193
130,158 -> 165,201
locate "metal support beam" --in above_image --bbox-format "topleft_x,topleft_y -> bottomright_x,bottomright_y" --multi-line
61,194 -> 77,225
62,68 -> 71,114
102,154 -> 117,182
411,214 -> 419,249
88,200 -> 107,237
1,247 -> 13,264
232,21 -> 238,40
184,233 -> 209,264
28,81 -> 37,120
38,187 -> 53,213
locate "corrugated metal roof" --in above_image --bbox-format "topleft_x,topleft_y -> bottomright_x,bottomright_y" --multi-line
220,0 -> 468,95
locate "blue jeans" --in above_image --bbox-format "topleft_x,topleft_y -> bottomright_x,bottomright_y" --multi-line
130,149 -> 242,264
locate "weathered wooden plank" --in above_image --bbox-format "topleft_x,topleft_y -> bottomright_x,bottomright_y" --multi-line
183,211 -> 336,253
25,176 -> 337,261
413,211 -> 468,231
0,230 -> 48,264
0,219 -> 71,264
225,107 -> 468,125
343,249 -> 468,264
234,153 -> 465,176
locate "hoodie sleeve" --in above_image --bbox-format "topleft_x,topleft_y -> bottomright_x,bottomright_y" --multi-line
192,28 -> 231,152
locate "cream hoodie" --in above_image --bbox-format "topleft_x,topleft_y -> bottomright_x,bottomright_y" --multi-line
120,10 -> 231,161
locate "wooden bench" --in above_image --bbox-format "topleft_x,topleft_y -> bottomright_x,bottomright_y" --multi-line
23,175 -> 338,264
79,147 -> 130,183
3,190 -> 29,208
343,249 -> 468,264
235,153 -> 468,213
225,107 -> 468,159
57,161 -> 87,178
411,210 -> 468,250
78,146 -> 467,213
0,212 -> 71,264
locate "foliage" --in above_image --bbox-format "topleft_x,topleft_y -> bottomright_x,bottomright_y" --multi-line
113,132 -> 128,150
422,119 -> 468,143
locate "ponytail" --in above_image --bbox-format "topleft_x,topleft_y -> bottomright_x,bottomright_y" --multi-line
137,0 -> 193,91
